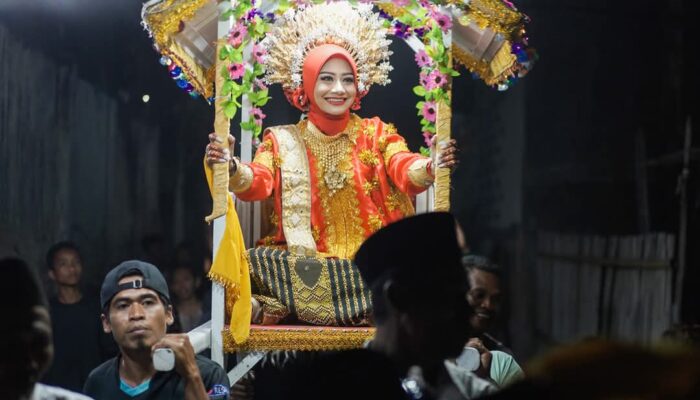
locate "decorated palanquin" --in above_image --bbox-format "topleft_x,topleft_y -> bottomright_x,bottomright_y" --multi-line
141,0 -> 535,354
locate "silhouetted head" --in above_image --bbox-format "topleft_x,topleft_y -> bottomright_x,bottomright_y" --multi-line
0,257 -> 53,399
355,212 -> 473,365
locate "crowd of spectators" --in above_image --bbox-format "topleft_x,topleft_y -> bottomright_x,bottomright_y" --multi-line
2,213 -> 700,400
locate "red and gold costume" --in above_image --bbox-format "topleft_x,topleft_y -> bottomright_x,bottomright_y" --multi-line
230,114 -> 433,259
224,3 -> 435,326
228,3 -> 434,260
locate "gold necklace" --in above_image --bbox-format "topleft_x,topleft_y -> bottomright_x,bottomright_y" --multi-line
303,116 -> 359,196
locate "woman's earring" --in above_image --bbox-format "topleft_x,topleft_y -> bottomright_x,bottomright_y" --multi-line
299,94 -> 309,111
351,97 -> 361,111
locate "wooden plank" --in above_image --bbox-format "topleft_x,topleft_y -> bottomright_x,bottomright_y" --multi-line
551,233 -> 565,342
548,233 -> 579,343
534,231 -> 553,347
645,233 -> 673,341
532,231 -> 674,345
613,235 -> 642,341
562,234 -> 580,341
578,235 -> 604,337
600,236 -> 617,337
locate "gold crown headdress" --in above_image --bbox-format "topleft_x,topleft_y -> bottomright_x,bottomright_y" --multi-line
261,2 -> 393,93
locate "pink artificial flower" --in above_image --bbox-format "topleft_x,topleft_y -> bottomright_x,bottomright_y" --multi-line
254,78 -> 268,91
427,69 -> 448,89
422,101 -> 437,122
252,43 -> 267,64
392,0 -> 410,6
422,131 -> 434,147
415,50 -> 433,68
419,71 -> 432,90
432,11 -> 452,32
251,107 -> 266,126
227,23 -> 248,47
228,63 -> 245,80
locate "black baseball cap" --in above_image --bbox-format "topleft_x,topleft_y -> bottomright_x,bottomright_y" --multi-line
100,260 -> 170,309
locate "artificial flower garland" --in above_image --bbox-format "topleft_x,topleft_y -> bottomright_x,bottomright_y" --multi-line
162,0 -> 533,150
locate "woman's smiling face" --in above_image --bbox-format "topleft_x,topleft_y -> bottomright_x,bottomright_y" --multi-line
313,57 -> 356,115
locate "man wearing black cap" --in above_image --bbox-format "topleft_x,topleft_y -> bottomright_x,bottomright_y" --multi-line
83,260 -> 230,399
354,212 -> 496,399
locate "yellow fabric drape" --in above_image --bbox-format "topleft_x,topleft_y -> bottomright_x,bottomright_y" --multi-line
204,159 -> 251,344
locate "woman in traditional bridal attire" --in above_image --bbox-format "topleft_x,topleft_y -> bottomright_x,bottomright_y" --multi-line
205,3 -> 458,326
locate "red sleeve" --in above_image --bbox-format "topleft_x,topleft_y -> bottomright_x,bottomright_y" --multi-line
232,133 -> 278,201
379,121 -> 432,196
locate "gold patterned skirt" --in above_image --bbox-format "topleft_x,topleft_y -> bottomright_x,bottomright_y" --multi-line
248,247 -> 373,326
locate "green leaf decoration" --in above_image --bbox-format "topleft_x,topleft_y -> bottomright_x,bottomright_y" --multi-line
240,120 -> 259,131
223,101 -> 238,119
230,48 -> 243,63
221,81 -> 233,96
413,85 -> 426,96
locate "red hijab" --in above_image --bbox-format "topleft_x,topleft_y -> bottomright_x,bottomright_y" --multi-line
286,44 -> 358,136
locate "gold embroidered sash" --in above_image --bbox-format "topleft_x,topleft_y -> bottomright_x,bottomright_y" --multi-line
269,125 -> 317,256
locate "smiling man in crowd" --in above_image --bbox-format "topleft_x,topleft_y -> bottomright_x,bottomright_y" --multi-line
83,260 -> 229,399
455,255 -> 523,388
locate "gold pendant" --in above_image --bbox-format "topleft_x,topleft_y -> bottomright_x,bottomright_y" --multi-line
324,167 -> 346,194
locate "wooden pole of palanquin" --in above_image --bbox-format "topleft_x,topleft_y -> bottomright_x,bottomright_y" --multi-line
207,0 -> 236,368
433,31 -> 452,212
205,3 -> 233,223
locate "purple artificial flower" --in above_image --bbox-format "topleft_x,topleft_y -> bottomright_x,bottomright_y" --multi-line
228,63 -> 245,80
245,8 -> 263,21
378,9 -> 392,20
422,101 -> 437,122
393,21 -> 409,39
415,50 -> 433,68
392,0 -> 411,6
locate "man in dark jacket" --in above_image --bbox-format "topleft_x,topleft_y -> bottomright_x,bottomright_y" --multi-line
84,260 -> 229,400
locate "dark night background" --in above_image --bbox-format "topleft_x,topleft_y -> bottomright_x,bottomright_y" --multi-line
0,0 -> 696,360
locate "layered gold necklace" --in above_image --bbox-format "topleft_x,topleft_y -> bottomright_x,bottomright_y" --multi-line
302,116 -> 360,196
